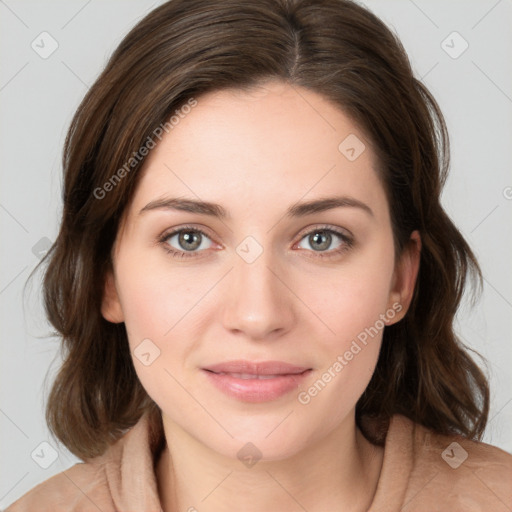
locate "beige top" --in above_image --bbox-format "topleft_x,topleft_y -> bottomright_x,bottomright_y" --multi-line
5,412 -> 512,511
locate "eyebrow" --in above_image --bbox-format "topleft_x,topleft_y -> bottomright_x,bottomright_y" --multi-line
138,195 -> 374,219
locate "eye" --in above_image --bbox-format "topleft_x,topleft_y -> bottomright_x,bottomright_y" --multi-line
295,226 -> 353,259
159,226 -> 214,259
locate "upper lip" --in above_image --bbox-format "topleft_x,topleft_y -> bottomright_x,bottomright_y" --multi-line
203,360 -> 311,376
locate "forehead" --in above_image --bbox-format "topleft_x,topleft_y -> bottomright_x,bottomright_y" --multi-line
124,81 -> 387,226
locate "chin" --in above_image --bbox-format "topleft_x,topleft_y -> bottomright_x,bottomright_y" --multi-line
216,436 -> 308,465
208,413 -> 318,463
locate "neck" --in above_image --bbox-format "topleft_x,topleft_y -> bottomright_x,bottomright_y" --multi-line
156,413 -> 383,512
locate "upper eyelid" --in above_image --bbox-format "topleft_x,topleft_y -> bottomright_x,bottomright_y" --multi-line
295,224 -> 352,239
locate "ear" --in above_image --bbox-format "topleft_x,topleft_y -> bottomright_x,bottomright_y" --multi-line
101,268 -> 124,323
386,230 -> 421,324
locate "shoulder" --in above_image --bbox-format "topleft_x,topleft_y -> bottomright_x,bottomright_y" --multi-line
3,461 -> 114,512
4,410 -> 164,512
390,415 -> 512,511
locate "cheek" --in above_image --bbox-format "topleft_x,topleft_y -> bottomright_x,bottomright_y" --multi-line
115,248 -> 208,345
113,250 -> 212,399
302,237 -> 395,351
293,265 -> 393,439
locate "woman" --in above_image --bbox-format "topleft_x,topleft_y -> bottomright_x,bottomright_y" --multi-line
7,0 -> 512,510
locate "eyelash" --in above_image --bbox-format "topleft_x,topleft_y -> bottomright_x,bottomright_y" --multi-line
157,224 -> 354,260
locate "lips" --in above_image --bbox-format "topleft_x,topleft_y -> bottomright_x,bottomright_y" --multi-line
203,360 -> 311,376
202,360 -> 313,402
213,373 -> 284,380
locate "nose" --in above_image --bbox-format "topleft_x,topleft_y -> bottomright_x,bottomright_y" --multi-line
220,243 -> 297,341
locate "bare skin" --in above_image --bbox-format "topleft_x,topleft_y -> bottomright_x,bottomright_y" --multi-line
101,80 -> 421,512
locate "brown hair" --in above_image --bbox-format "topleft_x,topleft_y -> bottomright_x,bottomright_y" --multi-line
28,0 -> 489,460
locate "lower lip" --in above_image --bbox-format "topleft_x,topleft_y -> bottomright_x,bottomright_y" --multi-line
202,369 -> 312,403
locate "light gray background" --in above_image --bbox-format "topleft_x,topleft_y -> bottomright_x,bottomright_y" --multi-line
1,0 -> 511,507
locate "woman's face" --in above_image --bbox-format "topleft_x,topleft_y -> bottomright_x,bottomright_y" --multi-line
102,80 -> 419,460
